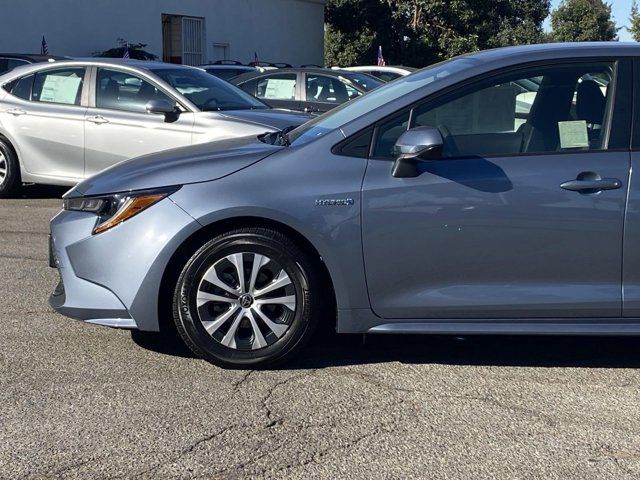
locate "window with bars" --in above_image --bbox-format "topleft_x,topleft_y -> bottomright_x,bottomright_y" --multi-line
162,14 -> 205,65
182,17 -> 205,66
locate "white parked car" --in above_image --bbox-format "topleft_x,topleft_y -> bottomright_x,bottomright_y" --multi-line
0,59 -> 308,196
338,65 -> 417,82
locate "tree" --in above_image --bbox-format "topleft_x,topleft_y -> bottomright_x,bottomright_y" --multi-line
324,0 -> 551,67
94,38 -> 158,60
406,0 -> 551,56
629,0 -> 640,41
550,0 -> 617,42
324,0 -> 402,66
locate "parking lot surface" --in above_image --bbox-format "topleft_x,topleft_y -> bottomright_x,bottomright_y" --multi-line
2,188 -> 640,479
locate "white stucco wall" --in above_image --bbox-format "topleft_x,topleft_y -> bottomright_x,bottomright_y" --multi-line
0,0 -> 325,65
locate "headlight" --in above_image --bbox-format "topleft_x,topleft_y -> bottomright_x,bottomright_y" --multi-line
63,186 -> 180,234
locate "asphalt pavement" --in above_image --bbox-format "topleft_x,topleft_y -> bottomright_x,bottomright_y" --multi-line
1,186 -> 640,479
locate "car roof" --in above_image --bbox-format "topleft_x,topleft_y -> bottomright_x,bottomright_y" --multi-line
70,58 -> 196,69
460,42 -> 640,62
344,65 -> 416,71
231,67 -> 367,81
200,64 -> 255,70
342,43 -> 640,73
3,58 -> 206,74
0,53 -> 67,61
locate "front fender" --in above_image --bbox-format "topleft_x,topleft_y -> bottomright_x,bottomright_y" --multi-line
169,146 -> 371,313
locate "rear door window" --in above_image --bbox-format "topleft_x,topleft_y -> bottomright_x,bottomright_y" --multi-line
256,74 -> 297,100
32,67 -> 86,106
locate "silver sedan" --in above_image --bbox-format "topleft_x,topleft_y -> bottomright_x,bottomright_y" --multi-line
0,59 -> 308,196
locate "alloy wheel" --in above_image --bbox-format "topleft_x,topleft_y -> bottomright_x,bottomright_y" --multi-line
195,252 -> 297,350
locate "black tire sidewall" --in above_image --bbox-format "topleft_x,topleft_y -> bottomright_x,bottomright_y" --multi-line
0,138 -> 19,196
173,231 -> 315,368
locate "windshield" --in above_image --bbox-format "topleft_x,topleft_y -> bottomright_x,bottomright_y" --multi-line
288,57 -> 478,146
341,72 -> 383,91
151,67 -> 268,111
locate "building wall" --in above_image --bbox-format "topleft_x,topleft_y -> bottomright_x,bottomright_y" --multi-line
0,0 -> 325,65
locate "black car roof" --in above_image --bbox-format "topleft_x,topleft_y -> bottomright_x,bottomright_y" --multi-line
231,67 -> 367,83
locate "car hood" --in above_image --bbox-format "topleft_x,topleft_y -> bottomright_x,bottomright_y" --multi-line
68,136 -> 284,198
218,108 -> 310,130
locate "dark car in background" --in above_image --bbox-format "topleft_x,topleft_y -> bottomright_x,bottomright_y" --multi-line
231,67 -> 383,113
0,53 -> 66,75
200,60 -> 259,81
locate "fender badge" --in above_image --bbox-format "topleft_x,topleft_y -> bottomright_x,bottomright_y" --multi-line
315,198 -> 355,206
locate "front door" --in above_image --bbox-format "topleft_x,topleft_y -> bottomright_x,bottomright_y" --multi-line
362,59 -> 631,320
84,67 -> 194,177
301,73 -> 361,114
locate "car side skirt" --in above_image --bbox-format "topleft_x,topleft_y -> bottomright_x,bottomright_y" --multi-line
367,320 -> 640,335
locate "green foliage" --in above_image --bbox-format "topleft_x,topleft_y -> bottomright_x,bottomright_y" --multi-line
324,0 -> 551,67
630,0 -> 640,42
94,38 -> 158,61
324,0 -> 403,66
324,25 -> 376,67
550,0 -> 617,42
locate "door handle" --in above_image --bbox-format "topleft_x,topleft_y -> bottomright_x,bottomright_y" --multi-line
560,172 -> 622,194
86,115 -> 109,125
6,108 -> 26,116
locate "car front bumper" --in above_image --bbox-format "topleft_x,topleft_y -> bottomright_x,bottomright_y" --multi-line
48,197 -> 201,331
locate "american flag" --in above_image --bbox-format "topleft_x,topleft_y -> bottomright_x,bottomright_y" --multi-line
41,36 -> 49,55
122,44 -> 130,59
377,46 -> 385,67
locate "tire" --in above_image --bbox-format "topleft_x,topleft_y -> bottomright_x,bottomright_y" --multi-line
0,138 -> 20,198
172,227 -> 322,369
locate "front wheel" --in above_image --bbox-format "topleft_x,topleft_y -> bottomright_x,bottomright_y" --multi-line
0,138 -> 21,198
172,228 -> 321,369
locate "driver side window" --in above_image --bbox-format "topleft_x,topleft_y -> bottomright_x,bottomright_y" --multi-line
96,68 -> 173,113
306,74 -> 353,104
370,61 -> 615,159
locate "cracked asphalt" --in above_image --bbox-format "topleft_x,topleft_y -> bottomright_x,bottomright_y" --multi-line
2,186 -> 640,479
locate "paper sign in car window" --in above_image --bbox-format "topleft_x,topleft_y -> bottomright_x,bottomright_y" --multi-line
264,79 -> 295,100
39,75 -> 82,105
558,120 -> 589,149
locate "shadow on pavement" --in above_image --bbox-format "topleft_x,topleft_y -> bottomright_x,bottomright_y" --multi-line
131,330 -> 198,359
10,184 -> 69,199
131,327 -> 640,370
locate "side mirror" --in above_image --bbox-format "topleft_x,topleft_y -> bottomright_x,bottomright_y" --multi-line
146,99 -> 178,115
391,126 -> 444,178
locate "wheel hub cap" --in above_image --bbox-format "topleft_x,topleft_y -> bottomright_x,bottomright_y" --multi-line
239,293 -> 254,308
195,252 -> 297,351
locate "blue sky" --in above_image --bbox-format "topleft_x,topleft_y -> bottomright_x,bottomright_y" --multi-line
545,0 -> 634,41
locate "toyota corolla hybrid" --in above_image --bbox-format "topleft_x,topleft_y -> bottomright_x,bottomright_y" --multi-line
50,43 -> 640,368
0,59 -> 308,196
